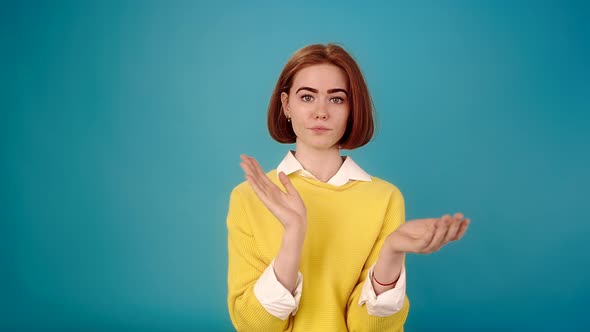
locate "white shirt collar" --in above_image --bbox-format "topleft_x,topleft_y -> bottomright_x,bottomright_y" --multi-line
276,150 -> 372,186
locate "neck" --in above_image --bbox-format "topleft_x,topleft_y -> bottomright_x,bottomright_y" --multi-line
294,143 -> 344,183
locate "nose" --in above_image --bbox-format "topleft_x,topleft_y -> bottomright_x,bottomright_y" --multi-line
314,104 -> 328,120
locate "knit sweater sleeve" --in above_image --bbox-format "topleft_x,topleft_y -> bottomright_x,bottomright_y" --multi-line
227,187 -> 292,332
346,187 -> 410,332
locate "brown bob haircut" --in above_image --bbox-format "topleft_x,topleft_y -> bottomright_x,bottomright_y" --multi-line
267,43 -> 375,150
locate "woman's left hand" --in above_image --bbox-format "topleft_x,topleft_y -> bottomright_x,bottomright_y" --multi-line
385,213 -> 470,254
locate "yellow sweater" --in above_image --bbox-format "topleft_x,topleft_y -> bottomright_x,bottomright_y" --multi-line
227,170 -> 410,332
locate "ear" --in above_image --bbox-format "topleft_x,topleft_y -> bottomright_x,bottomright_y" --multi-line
280,92 -> 289,116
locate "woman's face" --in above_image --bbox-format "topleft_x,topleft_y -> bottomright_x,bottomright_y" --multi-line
281,64 -> 350,152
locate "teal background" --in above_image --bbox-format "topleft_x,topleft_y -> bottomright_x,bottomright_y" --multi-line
2,0 -> 588,331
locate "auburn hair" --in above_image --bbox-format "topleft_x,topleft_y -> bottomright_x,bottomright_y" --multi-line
267,43 -> 375,150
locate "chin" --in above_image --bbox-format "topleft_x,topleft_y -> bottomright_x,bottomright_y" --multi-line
297,137 -> 342,151
311,142 -> 340,150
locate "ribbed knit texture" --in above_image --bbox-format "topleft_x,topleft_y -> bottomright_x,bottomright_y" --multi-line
227,170 -> 410,332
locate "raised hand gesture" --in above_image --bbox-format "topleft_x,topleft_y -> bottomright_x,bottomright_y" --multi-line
239,154 -> 307,230
386,213 -> 471,254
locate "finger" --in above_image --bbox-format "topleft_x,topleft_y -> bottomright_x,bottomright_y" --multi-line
424,215 -> 451,253
240,158 -> 269,198
419,220 -> 437,251
240,159 -> 260,184
240,154 -> 255,171
244,156 -> 275,191
241,156 -> 271,193
241,155 -> 258,172
453,212 -> 464,221
243,167 -> 267,199
454,218 -> 471,241
245,155 -> 266,179
239,159 -> 255,180
278,171 -> 298,196
241,155 -> 258,177
443,215 -> 463,243
240,157 -> 257,176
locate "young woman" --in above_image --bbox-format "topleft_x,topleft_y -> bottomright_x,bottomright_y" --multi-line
226,43 -> 470,332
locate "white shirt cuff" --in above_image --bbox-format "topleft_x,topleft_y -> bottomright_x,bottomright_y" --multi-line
253,259 -> 303,320
358,263 -> 406,317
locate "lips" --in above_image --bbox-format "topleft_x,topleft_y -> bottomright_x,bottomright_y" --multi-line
309,126 -> 331,132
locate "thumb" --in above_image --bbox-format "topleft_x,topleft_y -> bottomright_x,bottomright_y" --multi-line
278,171 -> 298,195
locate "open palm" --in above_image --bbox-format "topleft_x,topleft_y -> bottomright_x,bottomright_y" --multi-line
388,213 -> 470,254
240,154 -> 307,229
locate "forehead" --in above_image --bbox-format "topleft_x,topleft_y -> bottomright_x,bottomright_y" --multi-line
291,64 -> 348,90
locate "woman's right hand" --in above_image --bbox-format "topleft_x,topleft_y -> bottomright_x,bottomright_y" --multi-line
240,154 -> 307,230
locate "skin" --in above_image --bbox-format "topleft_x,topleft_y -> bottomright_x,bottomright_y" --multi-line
240,64 -> 471,296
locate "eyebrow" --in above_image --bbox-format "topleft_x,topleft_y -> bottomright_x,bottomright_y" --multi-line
295,87 -> 348,96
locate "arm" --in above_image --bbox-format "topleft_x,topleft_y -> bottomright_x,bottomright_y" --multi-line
346,189 -> 410,332
227,155 -> 308,331
349,188 -> 472,331
357,261 -> 407,317
240,155 -> 307,294
253,226 -> 306,320
227,188 -> 293,331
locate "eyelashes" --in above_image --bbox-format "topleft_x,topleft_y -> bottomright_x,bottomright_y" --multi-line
330,96 -> 344,104
300,94 -> 346,104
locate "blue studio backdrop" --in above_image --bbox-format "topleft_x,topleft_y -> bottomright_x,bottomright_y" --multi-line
2,1 -> 589,331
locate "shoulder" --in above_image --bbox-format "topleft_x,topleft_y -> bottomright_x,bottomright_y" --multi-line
366,176 -> 403,196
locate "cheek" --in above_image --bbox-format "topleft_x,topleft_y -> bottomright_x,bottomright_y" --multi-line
289,102 -> 308,117
337,109 -> 350,128
290,116 -> 306,133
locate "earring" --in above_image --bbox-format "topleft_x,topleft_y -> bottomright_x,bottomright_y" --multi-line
282,105 -> 291,122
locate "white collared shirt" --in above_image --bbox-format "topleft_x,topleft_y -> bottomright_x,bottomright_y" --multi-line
253,151 -> 407,319
276,150 -> 372,186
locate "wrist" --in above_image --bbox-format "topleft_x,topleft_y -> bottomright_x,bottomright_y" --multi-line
384,232 -> 405,255
372,251 -> 404,294
284,218 -> 307,234
283,223 -> 306,243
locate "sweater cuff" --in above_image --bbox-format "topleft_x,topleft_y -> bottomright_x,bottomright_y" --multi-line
253,259 -> 303,320
358,263 -> 406,317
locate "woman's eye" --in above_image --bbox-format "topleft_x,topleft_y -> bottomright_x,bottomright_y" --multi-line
301,95 -> 314,102
330,97 -> 344,104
